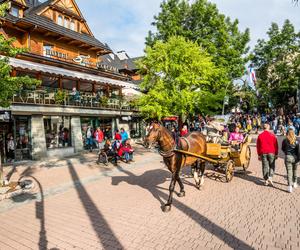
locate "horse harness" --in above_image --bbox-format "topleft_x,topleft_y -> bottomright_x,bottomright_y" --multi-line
158,136 -> 191,163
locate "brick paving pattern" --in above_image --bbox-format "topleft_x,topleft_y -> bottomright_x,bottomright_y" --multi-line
0,137 -> 300,250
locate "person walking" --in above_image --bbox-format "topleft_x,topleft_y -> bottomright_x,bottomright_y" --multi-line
86,126 -> 93,152
282,128 -> 299,193
256,123 -> 279,186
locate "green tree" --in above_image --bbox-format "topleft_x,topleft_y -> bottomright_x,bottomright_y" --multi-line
251,20 -> 300,111
137,36 -> 220,120
147,0 -> 250,82
0,3 -> 40,107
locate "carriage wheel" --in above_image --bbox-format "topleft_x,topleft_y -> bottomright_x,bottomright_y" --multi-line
225,160 -> 234,182
243,146 -> 251,172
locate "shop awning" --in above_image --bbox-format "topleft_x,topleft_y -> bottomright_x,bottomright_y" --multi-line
9,57 -> 139,90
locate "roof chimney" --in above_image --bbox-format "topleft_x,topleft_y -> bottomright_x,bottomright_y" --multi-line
116,50 -> 129,60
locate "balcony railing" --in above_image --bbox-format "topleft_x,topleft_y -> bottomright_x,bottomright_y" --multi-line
12,89 -> 138,111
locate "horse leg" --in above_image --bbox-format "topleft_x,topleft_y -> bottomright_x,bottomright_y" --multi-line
176,171 -> 185,197
199,161 -> 206,188
194,160 -> 201,189
163,173 -> 176,212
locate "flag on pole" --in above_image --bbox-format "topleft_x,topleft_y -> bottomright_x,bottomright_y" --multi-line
249,66 -> 257,85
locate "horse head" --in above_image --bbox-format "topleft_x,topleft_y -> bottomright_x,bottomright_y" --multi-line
144,122 -> 162,149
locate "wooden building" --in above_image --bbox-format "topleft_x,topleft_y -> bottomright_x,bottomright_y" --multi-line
0,0 -> 142,162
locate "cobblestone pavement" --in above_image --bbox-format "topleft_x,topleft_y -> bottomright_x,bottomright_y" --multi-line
0,137 -> 300,250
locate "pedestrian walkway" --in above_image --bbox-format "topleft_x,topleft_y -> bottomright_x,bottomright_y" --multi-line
0,139 -> 299,249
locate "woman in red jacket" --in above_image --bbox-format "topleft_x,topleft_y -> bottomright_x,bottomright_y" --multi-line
180,125 -> 188,137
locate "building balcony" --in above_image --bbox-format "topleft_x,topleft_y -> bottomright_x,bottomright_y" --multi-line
12,89 -> 139,112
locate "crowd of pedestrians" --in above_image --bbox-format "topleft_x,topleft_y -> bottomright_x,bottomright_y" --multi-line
85,126 -> 134,164
163,112 -> 300,193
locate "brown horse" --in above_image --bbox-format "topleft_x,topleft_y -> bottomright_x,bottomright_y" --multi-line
145,123 -> 207,212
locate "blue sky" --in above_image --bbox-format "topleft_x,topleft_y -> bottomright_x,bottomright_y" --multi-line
76,0 -> 300,58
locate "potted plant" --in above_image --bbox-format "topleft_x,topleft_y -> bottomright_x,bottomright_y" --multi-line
100,96 -> 108,106
54,90 -> 66,105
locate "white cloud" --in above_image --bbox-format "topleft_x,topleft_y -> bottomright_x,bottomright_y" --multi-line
76,0 -> 300,57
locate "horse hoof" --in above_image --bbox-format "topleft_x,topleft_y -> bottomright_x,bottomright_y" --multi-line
162,205 -> 171,213
178,191 -> 185,197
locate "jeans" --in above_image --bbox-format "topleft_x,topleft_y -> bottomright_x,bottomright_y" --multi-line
261,154 -> 276,180
285,155 -> 298,186
124,152 -> 133,162
86,137 -> 93,151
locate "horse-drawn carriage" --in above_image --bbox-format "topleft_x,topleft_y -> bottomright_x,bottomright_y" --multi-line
145,122 -> 252,212
174,134 -> 252,182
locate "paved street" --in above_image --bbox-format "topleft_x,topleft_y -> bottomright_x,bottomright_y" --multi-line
0,137 -> 300,250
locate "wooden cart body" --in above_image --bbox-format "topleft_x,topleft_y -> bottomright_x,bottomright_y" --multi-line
174,135 -> 252,182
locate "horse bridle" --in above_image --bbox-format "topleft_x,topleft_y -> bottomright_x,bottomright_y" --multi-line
150,128 -> 176,158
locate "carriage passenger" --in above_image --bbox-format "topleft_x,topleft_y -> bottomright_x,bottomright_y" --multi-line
228,127 -> 244,144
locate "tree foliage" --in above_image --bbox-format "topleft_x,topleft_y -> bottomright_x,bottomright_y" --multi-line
137,36 -> 220,119
146,0 -> 250,82
0,3 -> 40,107
251,20 -> 300,110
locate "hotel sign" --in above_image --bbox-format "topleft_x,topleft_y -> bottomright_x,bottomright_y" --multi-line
97,63 -> 119,73
45,49 -> 68,59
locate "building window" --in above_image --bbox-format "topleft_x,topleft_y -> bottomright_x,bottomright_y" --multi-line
43,44 -> 53,58
44,116 -> 71,149
64,17 -> 70,28
70,20 -> 75,31
57,15 -> 63,26
10,6 -> 20,17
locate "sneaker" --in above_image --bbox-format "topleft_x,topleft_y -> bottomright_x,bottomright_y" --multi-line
268,178 -> 274,187
293,182 -> 298,188
288,186 -> 293,193
264,180 -> 269,186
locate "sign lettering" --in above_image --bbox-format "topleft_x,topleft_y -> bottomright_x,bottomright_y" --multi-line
45,49 -> 68,59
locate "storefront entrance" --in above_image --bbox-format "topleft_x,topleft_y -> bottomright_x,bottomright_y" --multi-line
0,115 -> 32,164
0,121 -> 14,164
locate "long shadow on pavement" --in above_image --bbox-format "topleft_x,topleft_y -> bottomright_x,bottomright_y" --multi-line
67,160 -> 123,250
12,175 -> 48,250
111,166 -> 254,250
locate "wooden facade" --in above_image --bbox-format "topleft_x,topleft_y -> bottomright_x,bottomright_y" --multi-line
0,0 -> 135,92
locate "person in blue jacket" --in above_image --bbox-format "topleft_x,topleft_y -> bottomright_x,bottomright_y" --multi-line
120,128 -> 129,142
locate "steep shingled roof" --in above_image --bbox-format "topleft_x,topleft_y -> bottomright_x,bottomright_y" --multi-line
2,0 -> 111,52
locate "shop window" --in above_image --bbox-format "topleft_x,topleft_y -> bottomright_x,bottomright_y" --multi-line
70,20 -> 76,31
43,43 -> 54,58
79,82 -> 92,92
64,17 -> 70,28
62,79 -> 77,91
44,116 -> 71,149
10,6 -> 20,17
15,116 -> 31,161
58,15 -> 63,26
41,75 -> 59,89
